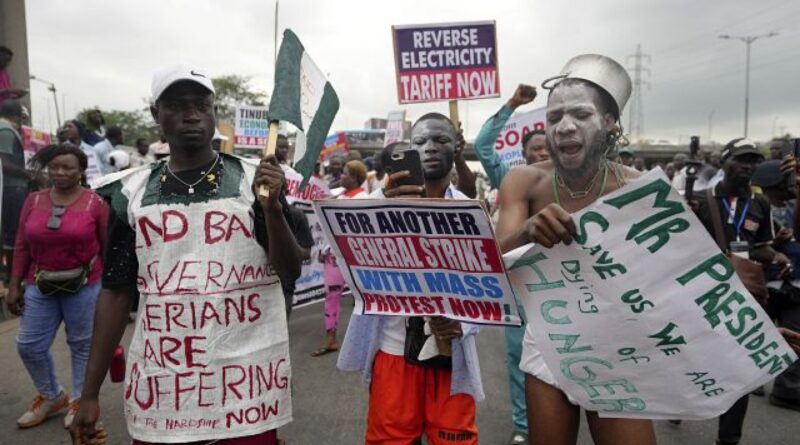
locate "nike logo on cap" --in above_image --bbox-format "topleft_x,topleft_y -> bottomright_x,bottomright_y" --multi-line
190,70 -> 206,78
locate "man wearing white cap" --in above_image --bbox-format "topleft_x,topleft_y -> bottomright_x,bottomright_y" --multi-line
71,64 -> 303,445
496,55 -> 656,445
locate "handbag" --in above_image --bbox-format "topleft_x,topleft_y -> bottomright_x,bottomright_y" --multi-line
35,259 -> 94,297
403,316 -> 452,370
705,189 -> 769,306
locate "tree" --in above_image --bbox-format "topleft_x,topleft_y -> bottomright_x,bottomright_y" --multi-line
211,75 -> 268,122
73,74 -> 265,145
77,107 -> 160,146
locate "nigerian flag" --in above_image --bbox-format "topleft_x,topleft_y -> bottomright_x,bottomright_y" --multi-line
269,29 -> 339,189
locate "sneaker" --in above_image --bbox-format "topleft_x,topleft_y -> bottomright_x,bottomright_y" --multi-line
509,431 -> 528,445
16,392 -> 69,429
64,399 -> 80,429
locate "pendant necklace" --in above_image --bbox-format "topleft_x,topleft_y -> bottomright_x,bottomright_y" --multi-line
552,162 -> 609,206
166,154 -> 220,194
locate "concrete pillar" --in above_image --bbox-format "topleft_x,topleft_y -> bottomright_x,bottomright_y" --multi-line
0,0 -> 31,114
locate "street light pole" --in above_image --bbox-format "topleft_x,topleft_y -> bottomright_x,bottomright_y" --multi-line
708,110 -> 714,143
719,32 -> 778,138
274,0 -> 279,67
29,75 -> 61,127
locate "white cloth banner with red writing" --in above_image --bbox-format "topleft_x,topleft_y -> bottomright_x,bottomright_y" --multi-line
108,161 -> 292,442
314,198 -> 522,326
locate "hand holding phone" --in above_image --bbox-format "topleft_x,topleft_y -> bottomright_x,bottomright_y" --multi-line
778,140 -> 798,192
384,149 -> 425,198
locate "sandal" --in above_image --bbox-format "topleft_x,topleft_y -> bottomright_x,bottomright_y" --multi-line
509,431 -> 528,445
310,345 -> 339,357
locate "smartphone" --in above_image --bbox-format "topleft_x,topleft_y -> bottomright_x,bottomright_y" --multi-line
385,149 -> 425,188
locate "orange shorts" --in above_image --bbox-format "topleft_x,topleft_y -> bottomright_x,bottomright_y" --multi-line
366,351 -> 477,445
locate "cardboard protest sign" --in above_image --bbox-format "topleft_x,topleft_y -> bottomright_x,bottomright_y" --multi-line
234,105 -> 270,148
384,110 -> 406,147
505,169 -> 798,419
495,107 -> 546,169
314,199 -> 521,326
392,21 -> 499,103
320,132 -> 349,163
282,166 -> 331,306
283,165 -> 332,203
290,201 -> 328,306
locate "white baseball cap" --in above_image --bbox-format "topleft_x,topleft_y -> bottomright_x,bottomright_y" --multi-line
107,149 -> 131,170
151,64 -> 215,103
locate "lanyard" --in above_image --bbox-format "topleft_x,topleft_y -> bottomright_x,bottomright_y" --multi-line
721,197 -> 750,241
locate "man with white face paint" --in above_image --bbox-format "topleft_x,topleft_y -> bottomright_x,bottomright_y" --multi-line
496,55 -> 656,445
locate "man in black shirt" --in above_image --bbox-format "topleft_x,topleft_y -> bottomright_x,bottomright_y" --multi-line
695,139 -> 790,271
751,159 -> 800,411
282,203 -> 314,317
0,100 -> 29,280
694,138 -> 791,445
72,65 -> 304,445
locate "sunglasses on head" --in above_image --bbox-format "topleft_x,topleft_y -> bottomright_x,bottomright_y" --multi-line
47,205 -> 66,230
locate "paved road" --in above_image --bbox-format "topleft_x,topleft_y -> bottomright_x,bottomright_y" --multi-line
0,297 -> 797,444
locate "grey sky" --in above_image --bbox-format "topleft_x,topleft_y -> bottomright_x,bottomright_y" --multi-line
24,0 -> 800,145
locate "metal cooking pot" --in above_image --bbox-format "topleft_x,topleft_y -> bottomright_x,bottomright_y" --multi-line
542,54 -> 632,119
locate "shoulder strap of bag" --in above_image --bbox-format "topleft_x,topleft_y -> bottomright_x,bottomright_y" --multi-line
705,188 -> 728,252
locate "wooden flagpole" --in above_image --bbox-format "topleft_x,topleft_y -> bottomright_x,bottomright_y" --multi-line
428,99 -> 461,357
448,100 -> 460,128
257,121 -> 280,197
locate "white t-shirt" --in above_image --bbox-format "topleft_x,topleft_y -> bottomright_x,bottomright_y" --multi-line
379,317 -> 406,356
671,166 -> 687,192
371,184 -> 469,356
92,139 -> 115,175
79,142 -> 103,183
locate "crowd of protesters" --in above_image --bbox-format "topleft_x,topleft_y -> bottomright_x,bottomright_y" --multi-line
1,53 -> 800,445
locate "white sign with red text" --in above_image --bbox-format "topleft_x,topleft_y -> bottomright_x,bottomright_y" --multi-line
384,110 -> 406,147
108,163 -> 292,442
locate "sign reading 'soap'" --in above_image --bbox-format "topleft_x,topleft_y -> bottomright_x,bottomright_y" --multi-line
314,199 -> 521,326
505,169 -> 798,419
392,21 -> 499,103
495,107 -> 546,169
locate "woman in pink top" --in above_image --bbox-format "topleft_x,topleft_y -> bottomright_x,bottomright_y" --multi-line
6,143 -> 109,430
312,160 -> 369,357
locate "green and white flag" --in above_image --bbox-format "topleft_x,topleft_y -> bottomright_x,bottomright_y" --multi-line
269,29 -> 339,189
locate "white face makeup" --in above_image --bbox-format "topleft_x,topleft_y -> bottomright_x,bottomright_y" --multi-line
546,82 -> 611,180
411,118 -> 456,181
